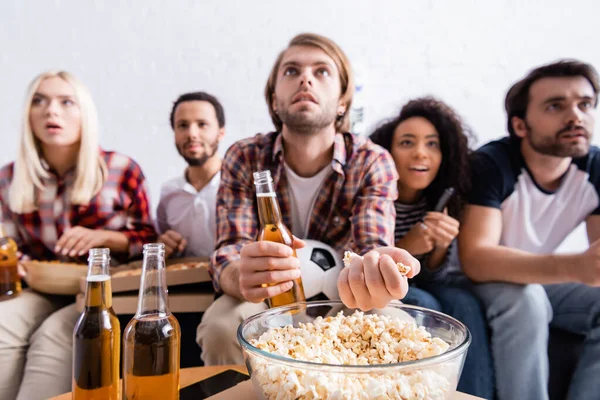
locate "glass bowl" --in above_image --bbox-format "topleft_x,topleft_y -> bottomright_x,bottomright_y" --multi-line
237,300 -> 471,400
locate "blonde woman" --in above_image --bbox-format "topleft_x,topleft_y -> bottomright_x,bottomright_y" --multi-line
0,70 -> 156,400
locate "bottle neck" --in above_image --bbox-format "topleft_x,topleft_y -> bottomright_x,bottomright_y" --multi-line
135,249 -> 170,318
85,251 -> 112,308
255,181 -> 283,226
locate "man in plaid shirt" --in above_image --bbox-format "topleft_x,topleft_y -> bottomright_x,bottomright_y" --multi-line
197,33 -> 420,365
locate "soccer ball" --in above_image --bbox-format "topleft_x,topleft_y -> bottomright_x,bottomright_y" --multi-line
296,240 -> 343,301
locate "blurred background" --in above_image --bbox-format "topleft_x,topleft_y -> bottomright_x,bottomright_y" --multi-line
0,0 -> 596,252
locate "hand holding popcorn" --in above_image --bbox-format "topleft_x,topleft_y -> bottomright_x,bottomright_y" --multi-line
338,247 -> 420,311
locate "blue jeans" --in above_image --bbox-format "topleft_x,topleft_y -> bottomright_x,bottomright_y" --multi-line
472,282 -> 600,400
403,286 -> 442,311
404,278 -> 495,399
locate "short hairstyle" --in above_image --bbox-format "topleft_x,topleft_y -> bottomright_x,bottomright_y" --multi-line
264,33 -> 354,132
505,59 -> 599,139
169,92 -> 225,129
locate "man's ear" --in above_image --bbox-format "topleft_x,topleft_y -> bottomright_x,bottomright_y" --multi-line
217,127 -> 225,142
511,116 -> 528,138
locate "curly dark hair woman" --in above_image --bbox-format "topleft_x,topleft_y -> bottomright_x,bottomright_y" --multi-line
370,98 -> 494,399
370,97 -> 474,219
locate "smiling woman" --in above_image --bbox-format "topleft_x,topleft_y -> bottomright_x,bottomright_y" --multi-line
0,70 -> 157,400
369,98 -> 495,398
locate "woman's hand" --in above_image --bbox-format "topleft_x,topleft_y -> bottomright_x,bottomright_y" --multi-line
55,227 -> 109,257
396,222 -> 435,255
422,211 -> 460,249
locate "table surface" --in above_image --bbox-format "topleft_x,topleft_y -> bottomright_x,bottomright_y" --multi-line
51,364 -> 483,399
50,365 -> 247,400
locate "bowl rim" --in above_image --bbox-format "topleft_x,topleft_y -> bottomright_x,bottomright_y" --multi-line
237,300 -> 472,372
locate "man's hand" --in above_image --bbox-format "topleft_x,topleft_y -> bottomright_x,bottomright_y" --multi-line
55,227 -> 108,258
238,238 -> 306,303
577,239 -> 600,286
396,222 -> 435,255
422,210 -> 460,249
158,230 -> 187,258
337,247 -> 420,311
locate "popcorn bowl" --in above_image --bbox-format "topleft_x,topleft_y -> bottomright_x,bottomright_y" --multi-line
237,300 -> 471,400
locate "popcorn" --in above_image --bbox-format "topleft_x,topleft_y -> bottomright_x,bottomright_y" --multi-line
249,311 -> 455,400
344,251 -> 411,275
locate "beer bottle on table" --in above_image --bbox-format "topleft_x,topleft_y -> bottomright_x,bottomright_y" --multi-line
0,223 -> 21,300
253,170 -> 306,308
72,248 -> 120,400
123,243 -> 180,400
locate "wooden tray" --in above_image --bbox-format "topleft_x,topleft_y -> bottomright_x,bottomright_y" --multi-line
23,260 -> 87,295
76,290 -> 215,314
78,257 -> 212,293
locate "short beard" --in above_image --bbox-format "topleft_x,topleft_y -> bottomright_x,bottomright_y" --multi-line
277,101 -> 337,134
526,121 -> 590,158
177,140 -> 218,167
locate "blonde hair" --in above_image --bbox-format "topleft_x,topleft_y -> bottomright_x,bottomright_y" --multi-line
9,70 -> 107,213
265,33 -> 355,133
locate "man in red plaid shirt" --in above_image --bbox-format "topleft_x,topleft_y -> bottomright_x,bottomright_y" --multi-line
196,33 -> 420,365
0,71 -> 156,400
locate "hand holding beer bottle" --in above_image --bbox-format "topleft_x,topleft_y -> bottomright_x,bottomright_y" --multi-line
0,223 -> 21,300
238,170 -> 306,307
72,248 -> 120,400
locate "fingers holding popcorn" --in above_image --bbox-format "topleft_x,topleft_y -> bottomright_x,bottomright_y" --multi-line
339,248 -> 419,310
379,254 -> 409,298
377,246 -> 421,279
344,249 -> 417,277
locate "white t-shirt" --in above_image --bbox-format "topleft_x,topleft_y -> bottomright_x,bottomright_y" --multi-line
156,171 -> 220,257
284,163 -> 332,238
469,138 -> 600,254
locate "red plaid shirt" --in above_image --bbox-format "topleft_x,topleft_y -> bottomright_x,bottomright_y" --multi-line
211,131 -> 398,292
0,150 -> 157,264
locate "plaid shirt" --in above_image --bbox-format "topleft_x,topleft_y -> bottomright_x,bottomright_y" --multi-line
0,150 -> 157,264
211,131 -> 398,292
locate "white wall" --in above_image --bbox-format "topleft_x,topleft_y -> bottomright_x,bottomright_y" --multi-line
0,0 -> 596,252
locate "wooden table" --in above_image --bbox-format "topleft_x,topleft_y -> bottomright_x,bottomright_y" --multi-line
50,365 -> 246,400
51,365 -> 484,399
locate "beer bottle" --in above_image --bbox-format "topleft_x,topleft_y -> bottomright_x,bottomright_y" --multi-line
123,243 -> 180,400
72,248 -> 120,400
254,170 -> 306,308
0,223 -> 20,300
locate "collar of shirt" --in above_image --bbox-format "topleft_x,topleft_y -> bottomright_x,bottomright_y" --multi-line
39,158 -> 76,186
174,170 -> 221,195
271,131 -> 348,175
266,132 -> 349,231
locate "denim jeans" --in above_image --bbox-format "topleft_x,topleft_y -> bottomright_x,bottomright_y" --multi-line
472,282 -> 600,400
404,278 -> 495,399
402,286 -> 442,311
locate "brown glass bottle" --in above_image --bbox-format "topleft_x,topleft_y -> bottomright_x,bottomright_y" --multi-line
0,224 -> 20,300
123,243 -> 180,400
72,248 -> 120,400
254,170 -> 306,308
